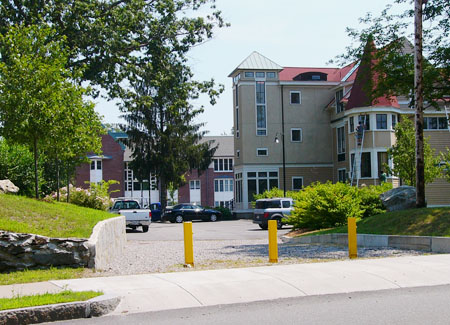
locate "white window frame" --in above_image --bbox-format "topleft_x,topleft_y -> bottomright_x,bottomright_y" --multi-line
290,128 -> 303,142
189,180 -> 200,190
290,91 -> 301,105
244,71 -> 254,78
292,177 -> 303,191
337,126 -> 345,154
256,148 -> 268,156
255,71 -> 265,78
267,72 -> 276,78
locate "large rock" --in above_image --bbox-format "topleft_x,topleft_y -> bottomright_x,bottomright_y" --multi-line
380,185 -> 417,211
0,179 -> 19,194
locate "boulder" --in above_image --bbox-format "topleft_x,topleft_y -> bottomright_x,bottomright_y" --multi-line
0,179 -> 19,194
380,185 -> 417,212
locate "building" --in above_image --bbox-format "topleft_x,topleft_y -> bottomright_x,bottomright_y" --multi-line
229,47 -> 450,216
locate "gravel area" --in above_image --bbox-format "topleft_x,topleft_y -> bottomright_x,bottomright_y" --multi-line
95,239 -> 429,277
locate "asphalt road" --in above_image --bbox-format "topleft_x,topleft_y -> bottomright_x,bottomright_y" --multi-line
51,284 -> 450,325
126,219 -> 293,241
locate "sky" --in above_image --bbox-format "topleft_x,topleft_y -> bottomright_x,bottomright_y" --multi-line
94,0 -> 412,136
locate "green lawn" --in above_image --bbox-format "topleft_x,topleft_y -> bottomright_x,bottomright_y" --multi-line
0,290 -> 102,311
299,207 -> 450,237
0,194 -> 114,238
0,267 -> 93,286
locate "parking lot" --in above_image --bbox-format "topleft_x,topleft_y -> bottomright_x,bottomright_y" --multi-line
126,219 -> 292,241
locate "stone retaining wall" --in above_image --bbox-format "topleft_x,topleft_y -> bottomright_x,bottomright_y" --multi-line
282,233 -> 450,253
0,216 -> 125,272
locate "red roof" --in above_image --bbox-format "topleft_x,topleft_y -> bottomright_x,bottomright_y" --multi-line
279,62 -> 358,82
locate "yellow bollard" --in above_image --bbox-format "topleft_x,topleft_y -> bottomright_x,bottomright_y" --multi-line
348,217 -> 357,259
268,220 -> 278,263
183,222 -> 194,266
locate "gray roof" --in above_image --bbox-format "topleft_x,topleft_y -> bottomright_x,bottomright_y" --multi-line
228,51 -> 283,77
201,136 -> 234,157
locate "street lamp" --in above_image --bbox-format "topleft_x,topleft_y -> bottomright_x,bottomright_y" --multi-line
274,132 -> 286,197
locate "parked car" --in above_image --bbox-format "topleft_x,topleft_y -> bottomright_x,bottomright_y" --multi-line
163,204 -> 222,223
253,198 -> 294,230
147,202 -> 162,222
110,199 -> 151,232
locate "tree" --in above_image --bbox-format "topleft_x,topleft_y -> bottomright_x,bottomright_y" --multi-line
121,50 -> 220,209
386,119 -> 441,186
441,149 -> 450,183
335,0 -> 449,207
0,24 -> 103,199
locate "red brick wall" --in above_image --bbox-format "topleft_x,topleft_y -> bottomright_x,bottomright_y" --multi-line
74,133 -> 124,198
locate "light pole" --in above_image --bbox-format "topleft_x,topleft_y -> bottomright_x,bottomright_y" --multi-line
275,84 -> 286,197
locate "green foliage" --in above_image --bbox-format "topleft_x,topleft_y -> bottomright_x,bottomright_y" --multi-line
0,139 -> 45,196
386,119 -> 442,186
0,290 -> 102,311
358,182 -> 393,219
212,206 -> 233,220
0,267 -> 87,285
441,148 -> 450,183
288,182 -> 363,230
0,194 -> 113,238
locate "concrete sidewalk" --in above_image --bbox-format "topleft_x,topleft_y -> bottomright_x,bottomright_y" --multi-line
40,254 -> 450,315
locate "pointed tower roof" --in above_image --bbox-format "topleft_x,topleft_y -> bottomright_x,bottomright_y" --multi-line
228,51 -> 283,77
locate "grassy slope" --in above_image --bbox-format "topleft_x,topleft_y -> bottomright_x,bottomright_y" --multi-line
302,207 -> 450,237
0,194 -> 113,238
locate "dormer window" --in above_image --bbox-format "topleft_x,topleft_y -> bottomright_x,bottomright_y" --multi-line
255,72 -> 265,78
293,72 -> 328,81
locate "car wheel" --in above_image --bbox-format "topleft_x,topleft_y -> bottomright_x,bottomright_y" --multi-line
175,215 -> 184,223
259,224 -> 268,230
210,214 -> 218,222
276,218 -> 283,230
142,225 -> 149,232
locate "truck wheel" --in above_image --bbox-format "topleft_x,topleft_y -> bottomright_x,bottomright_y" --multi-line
142,225 -> 149,232
276,218 -> 283,229
175,215 -> 184,223
259,224 -> 268,230
210,214 -> 218,222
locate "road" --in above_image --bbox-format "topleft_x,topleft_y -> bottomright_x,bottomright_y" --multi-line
51,284 -> 450,325
126,219 -> 293,241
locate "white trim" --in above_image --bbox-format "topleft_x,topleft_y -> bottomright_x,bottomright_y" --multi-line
256,148 -> 268,156
292,176 -> 304,191
290,128 -> 303,142
280,81 -> 340,86
341,62 -> 360,82
289,91 -> 301,105
344,107 -> 413,116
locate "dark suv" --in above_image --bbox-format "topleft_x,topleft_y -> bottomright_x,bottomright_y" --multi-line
253,198 -> 294,230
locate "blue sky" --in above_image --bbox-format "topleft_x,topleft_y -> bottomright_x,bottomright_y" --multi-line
95,0 -> 411,135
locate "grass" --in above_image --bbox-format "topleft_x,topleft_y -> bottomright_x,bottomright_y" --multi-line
298,207 -> 450,237
0,290 -> 102,311
0,194 -> 114,238
0,267 -> 95,286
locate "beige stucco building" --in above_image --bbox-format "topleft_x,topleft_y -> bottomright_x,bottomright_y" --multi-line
229,51 -> 450,215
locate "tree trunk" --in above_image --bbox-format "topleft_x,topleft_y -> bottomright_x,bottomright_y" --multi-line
414,0 -> 426,207
160,175 -> 168,214
67,162 -> 70,203
33,137 -> 39,199
56,155 -> 60,201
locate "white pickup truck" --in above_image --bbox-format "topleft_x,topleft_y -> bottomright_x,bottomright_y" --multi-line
110,199 -> 151,232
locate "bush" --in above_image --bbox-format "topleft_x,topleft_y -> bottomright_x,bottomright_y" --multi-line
288,182 -> 363,230
359,182 -> 392,218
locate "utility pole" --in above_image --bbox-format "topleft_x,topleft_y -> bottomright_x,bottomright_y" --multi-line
414,0 -> 427,208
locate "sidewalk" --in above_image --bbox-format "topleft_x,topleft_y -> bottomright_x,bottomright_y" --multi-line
6,253 -> 443,315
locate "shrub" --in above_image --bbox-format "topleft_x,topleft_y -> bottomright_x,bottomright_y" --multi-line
288,182 -> 363,230
212,206 -> 233,220
359,182 -> 392,218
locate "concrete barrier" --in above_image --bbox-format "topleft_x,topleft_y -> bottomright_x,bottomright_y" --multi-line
86,216 -> 126,270
282,233 -> 450,253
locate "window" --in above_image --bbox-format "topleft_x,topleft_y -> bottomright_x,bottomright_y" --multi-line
213,158 -> 233,172
376,114 -> 387,129
292,177 -> 303,191
361,152 -> 371,178
336,89 -> 344,113
255,72 -> 265,78
236,150 -> 240,158
244,71 -> 254,78
267,72 -> 276,78
349,116 -> 354,132
392,114 -> 397,129
257,148 -> 268,156
337,126 -> 345,162
256,81 -> 266,136
358,115 -> 370,130
338,169 -> 346,183
377,152 -> 388,178
90,161 -> 95,170
189,180 -> 200,190
247,171 -> 278,200
235,173 -> 242,203
311,75 -> 321,80
97,160 -> 102,170
236,107 -> 239,138
233,73 -> 240,84
290,91 -> 301,104
214,179 -> 233,192
291,128 -> 302,142
235,85 -> 239,107
424,117 -> 448,130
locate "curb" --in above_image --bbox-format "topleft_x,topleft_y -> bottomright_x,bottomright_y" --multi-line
281,233 -> 450,253
0,294 -> 121,325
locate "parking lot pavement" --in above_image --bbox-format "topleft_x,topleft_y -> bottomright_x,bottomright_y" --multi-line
126,219 -> 293,241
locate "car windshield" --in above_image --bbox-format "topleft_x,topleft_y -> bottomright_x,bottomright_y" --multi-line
255,200 -> 281,209
192,205 -> 203,209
